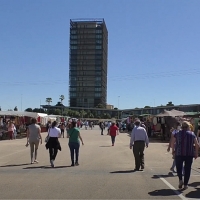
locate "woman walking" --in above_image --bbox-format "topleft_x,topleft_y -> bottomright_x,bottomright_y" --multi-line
7,121 -> 14,140
67,121 -> 84,166
60,123 -> 65,138
167,122 -> 181,172
171,121 -> 199,190
46,121 -> 61,168
27,118 -> 42,164
109,122 -> 119,146
99,122 -> 104,135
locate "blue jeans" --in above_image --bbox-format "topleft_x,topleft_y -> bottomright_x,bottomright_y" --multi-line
69,142 -> 80,163
175,156 -> 193,186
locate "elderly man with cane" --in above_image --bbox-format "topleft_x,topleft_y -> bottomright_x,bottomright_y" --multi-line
130,119 -> 149,171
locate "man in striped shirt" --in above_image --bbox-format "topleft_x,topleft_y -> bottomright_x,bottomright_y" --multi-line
171,121 -> 199,190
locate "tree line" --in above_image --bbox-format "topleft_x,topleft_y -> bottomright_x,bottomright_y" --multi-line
24,107 -> 115,119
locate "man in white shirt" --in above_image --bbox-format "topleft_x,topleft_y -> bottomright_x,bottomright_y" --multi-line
130,119 -> 149,171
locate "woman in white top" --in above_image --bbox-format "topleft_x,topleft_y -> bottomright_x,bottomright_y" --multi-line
45,121 -> 61,167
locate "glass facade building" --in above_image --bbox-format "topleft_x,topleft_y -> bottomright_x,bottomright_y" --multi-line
69,19 -> 108,108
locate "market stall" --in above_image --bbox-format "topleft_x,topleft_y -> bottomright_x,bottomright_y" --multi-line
153,109 -> 186,140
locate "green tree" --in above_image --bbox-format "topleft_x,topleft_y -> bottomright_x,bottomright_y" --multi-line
46,98 -> 52,105
53,109 -> 61,115
91,110 -> 98,118
14,106 -> 18,111
114,107 -> 118,110
25,108 -> 33,112
96,103 -> 104,108
59,95 -> 65,104
144,106 -> 151,108
32,108 -> 46,113
166,101 -> 174,106
55,102 -> 65,107
87,113 -> 94,118
101,113 -> 111,119
80,110 -> 86,118
74,111 -> 80,118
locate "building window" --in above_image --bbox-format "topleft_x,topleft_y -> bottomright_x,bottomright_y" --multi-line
96,30 -> 102,33
95,93 -> 101,97
95,71 -> 101,75
96,45 -> 102,49
95,66 -> 101,70
96,35 -> 102,39
95,77 -> 101,81
95,88 -> 102,91
70,81 -> 76,86
70,40 -> 77,44
71,35 -> 77,39
95,81 -> 101,86
70,60 -> 77,65
70,66 -> 76,70
96,60 -> 102,65
70,77 -> 77,81
96,55 -> 102,59
70,93 -> 76,97
71,30 -> 76,34
70,87 -> 76,91
71,45 -> 77,49
96,40 -> 102,44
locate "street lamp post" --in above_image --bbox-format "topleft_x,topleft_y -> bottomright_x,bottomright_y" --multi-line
118,96 -> 120,119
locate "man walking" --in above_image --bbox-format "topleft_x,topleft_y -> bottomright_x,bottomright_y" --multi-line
130,119 -> 149,171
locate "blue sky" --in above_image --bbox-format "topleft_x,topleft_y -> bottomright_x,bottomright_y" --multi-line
0,0 -> 200,111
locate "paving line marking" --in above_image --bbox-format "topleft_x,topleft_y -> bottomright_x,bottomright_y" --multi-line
157,175 -> 188,200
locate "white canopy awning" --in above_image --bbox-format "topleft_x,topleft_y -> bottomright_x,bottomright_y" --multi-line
0,111 -> 47,118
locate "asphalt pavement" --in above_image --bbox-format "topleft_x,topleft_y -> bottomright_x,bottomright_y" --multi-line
0,126 -> 199,199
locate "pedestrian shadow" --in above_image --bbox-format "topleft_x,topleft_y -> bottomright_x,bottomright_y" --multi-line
0,163 -> 30,167
23,165 -> 72,169
99,146 -> 112,147
188,182 -> 200,187
185,188 -> 200,199
151,173 -> 174,179
148,189 -> 178,196
110,169 -> 137,174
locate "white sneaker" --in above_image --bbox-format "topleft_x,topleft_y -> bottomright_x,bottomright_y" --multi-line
34,160 -> 39,163
183,185 -> 188,190
170,168 -> 176,173
50,160 -> 54,168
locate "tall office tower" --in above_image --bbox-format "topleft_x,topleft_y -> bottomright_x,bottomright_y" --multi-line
69,19 -> 108,108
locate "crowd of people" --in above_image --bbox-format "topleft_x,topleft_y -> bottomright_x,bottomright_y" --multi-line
3,116 -> 199,191
27,118 -> 84,167
0,120 -> 18,140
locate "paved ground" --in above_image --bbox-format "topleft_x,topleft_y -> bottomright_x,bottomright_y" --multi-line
0,126 -> 200,199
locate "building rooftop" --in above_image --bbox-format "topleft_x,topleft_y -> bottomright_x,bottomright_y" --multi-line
70,18 -> 104,23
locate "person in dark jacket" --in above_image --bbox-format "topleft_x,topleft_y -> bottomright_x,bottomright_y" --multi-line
45,121 -> 61,167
